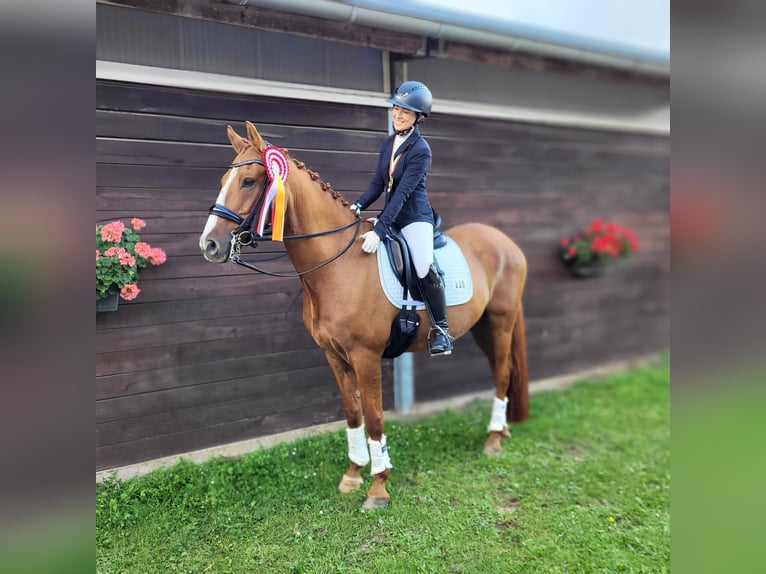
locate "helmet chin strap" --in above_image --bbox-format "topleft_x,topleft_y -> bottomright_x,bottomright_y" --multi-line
392,117 -> 424,136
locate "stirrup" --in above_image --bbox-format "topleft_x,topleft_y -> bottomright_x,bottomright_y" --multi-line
427,325 -> 453,356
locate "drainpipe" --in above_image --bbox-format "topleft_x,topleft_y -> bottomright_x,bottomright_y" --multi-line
388,59 -> 415,415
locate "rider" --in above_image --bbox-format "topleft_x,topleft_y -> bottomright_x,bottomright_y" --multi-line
349,81 -> 452,356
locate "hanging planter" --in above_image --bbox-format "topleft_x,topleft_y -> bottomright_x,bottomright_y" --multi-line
564,258 -> 607,279
96,291 -> 120,313
559,219 -> 639,278
96,217 -> 167,311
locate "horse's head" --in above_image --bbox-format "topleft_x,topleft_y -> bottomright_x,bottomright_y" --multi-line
199,122 -> 272,263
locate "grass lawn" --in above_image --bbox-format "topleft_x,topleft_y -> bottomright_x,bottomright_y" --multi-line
97,359 -> 669,573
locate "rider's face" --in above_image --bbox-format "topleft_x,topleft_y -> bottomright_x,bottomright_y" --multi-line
392,105 -> 417,132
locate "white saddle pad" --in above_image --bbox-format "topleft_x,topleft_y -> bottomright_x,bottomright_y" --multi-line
376,235 -> 474,310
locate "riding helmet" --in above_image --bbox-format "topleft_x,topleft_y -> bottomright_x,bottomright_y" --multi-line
386,81 -> 432,117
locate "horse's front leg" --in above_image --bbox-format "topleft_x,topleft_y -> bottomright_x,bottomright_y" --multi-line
323,351 -> 368,493
349,350 -> 391,509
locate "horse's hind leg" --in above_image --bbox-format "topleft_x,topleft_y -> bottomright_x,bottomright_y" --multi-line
324,351 -> 369,493
470,310 -> 515,456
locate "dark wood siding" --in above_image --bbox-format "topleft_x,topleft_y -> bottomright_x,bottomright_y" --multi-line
97,80 -> 669,470
96,80 -> 393,470
412,116 -> 669,402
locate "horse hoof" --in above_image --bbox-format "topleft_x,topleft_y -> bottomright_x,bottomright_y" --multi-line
483,445 -> 503,457
338,474 -> 364,493
362,496 -> 390,510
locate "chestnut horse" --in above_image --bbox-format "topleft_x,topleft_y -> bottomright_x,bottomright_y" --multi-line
200,122 -> 528,509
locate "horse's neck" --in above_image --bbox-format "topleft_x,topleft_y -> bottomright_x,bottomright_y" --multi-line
283,170 -> 359,285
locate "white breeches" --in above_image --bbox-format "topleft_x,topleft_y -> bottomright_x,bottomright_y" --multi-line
401,221 -> 434,279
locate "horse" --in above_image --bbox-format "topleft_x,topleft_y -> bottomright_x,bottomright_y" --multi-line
199,122 -> 529,509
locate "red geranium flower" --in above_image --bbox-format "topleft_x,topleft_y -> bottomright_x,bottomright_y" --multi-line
559,219 -> 639,269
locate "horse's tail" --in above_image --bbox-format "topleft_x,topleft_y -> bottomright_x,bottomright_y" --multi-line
506,304 -> 529,423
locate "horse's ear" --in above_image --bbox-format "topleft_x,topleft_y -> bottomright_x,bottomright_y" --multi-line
227,125 -> 249,153
245,121 -> 266,151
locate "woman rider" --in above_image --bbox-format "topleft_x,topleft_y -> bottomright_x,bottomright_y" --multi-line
349,81 -> 452,356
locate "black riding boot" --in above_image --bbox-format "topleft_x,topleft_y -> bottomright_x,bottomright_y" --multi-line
419,264 -> 453,356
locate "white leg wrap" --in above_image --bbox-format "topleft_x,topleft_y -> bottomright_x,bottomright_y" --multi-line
488,397 -> 509,432
368,435 -> 393,475
346,425 -> 370,466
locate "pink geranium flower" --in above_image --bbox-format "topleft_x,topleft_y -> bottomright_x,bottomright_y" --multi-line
119,252 -> 136,267
104,246 -> 126,258
134,241 -> 153,258
100,221 -> 125,243
131,218 -> 146,231
120,284 -> 141,301
148,247 -> 167,266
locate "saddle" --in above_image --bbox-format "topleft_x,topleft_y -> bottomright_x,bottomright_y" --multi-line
381,213 -> 447,359
383,212 -> 447,287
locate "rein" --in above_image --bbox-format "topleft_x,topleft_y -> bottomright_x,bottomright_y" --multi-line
208,157 -> 362,278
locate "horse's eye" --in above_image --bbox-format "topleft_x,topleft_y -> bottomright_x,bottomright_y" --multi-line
242,177 -> 256,187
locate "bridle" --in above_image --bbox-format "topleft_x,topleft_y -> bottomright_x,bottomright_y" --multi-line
208,157 -> 362,278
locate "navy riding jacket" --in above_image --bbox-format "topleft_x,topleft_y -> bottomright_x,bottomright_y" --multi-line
355,127 -> 434,239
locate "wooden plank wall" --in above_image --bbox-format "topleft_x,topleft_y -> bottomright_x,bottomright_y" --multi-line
96,81 -> 393,470
97,80 -> 668,470
412,116 -> 670,402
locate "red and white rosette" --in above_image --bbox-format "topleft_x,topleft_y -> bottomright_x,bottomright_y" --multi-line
263,146 -> 289,183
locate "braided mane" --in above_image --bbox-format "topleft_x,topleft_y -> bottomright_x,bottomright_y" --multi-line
237,139 -> 353,208
288,154 -> 352,208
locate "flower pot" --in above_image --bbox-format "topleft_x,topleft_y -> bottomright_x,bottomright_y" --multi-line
565,259 -> 607,279
97,291 -> 119,312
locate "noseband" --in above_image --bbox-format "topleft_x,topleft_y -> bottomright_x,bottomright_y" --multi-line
208,157 -> 361,277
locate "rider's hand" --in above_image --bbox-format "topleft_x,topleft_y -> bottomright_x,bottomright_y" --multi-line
360,230 -> 381,254
349,203 -> 361,216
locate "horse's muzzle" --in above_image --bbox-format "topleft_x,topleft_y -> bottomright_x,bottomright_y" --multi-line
203,238 -> 228,263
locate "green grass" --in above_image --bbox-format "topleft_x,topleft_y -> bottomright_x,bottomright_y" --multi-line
97,359 -> 669,573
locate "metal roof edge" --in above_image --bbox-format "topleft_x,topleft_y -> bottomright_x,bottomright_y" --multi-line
96,60 -> 669,134
224,0 -> 669,77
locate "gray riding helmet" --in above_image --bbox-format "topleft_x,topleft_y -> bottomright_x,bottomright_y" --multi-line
386,81 -> 432,117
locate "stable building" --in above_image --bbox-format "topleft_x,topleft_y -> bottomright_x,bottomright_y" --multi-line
96,0 -> 669,475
